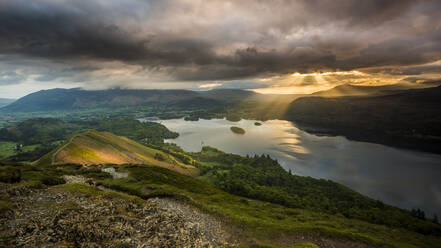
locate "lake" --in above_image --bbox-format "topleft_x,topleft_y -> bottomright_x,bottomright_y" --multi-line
140,118 -> 441,217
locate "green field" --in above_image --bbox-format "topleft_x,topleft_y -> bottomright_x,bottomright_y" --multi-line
0,142 -> 16,158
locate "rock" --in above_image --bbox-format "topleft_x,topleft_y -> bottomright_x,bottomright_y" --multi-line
0,184 -> 238,247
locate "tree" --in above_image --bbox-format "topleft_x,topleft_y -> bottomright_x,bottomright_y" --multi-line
434,214 -> 439,224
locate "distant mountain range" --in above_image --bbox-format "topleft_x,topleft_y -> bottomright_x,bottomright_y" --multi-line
0,98 -> 16,108
1,88 -> 257,112
2,82 -> 440,112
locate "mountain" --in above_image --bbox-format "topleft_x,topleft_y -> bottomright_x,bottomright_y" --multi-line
1,88 -> 203,112
285,85 -> 441,153
35,130 -> 195,175
0,98 -> 15,108
0,88 -> 259,112
312,82 -> 437,97
199,89 -> 257,102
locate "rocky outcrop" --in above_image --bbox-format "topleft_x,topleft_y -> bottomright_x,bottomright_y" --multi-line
0,184 -> 237,248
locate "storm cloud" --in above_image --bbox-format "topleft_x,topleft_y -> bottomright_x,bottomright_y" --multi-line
0,0 -> 441,95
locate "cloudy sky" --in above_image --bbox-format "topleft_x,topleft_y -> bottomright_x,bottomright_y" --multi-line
1,0 -> 441,98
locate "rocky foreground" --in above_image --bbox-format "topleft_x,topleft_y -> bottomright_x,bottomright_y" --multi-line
0,184 -> 237,248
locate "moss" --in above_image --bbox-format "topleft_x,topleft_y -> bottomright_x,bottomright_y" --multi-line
52,183 -> 145,205
41,176 -> 66,186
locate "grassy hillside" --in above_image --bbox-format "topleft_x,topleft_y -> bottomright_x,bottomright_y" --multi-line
285,86 -> 441,153
35,130 -> 196,176
184,146 -> 441,237
0,118 -> 178,161
2,158 -> 441,247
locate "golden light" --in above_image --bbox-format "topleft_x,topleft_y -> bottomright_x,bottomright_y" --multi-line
291,70 -> 364,77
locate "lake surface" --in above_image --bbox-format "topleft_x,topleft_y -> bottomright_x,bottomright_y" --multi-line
141,118 -> 441,217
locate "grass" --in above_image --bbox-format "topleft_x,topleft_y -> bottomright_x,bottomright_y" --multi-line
286,243 -> 319,248
0,141 -> 17,159
51,183 -> 145,205
33,130 -> 197,177
95,164 -> 441,248
3,133 -> 441,247
2,159 -> 441,247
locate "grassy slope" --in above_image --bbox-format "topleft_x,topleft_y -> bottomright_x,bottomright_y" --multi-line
34,130 -> 196,176
99,165 -> 441,248
4,159 -> 440,248
4,130 -> 439,247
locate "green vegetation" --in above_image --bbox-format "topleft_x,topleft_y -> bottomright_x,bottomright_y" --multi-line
0,117 -> 178,161
1,87 -> 441,247
2,158 -> 440,247
230,126 -> 246,135
0,165 -> 21,183
190,146 -> 441,236
254,122 -> 262,126
0,142 -> 17,158
89,118 -> 178,143
35,130 -> 195,177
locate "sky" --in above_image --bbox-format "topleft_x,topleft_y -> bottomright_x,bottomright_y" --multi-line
1,0 -> 441,98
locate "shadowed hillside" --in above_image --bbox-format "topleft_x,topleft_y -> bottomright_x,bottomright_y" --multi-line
285,86 -> 441,153
311,82 -> 438,97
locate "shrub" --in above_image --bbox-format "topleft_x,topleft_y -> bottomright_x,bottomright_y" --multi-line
41,176 -> 66,186
0,167 -> 21,183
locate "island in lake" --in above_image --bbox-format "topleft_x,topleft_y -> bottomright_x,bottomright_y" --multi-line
230,126 -> 246,134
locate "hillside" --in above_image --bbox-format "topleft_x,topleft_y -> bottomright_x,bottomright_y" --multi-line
0,88 -> 257,112
311,82 -> 437,97
2,148 -> 441,247
0,118 -> 178,162
35,130 -> 195,175
285,85 -> 441,153
0,98 -> 15,108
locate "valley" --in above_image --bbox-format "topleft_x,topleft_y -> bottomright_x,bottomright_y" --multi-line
1,114 -> 441,247
1,85 -> 441,247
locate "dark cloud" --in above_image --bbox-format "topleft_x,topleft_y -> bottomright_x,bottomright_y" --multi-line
0,0 -> 440,84
0,71 -> 26,85
34,66 -> 99,82
365,63 -> 441,76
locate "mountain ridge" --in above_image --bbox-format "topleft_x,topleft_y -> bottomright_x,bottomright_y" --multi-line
311,82 -> 439,97
1,88 -> 259,112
